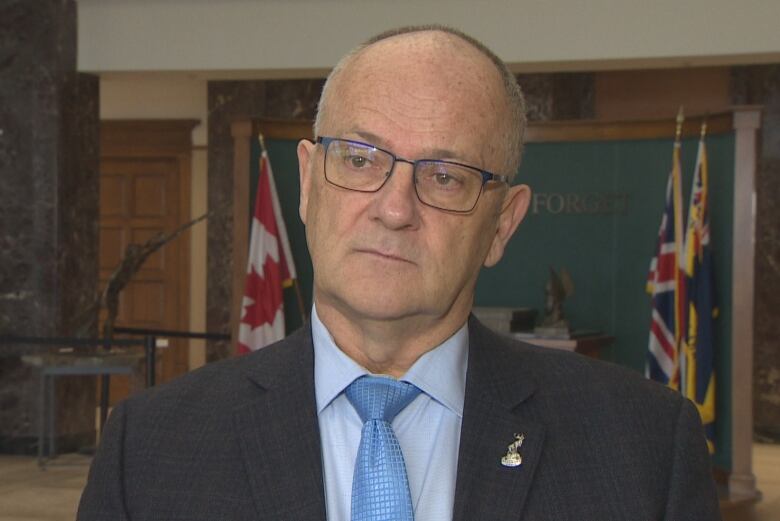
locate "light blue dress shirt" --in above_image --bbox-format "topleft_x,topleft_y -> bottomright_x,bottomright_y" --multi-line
312,306 -> 468,521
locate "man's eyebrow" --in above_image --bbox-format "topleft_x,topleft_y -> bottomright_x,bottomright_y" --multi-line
349,129 -> 461,160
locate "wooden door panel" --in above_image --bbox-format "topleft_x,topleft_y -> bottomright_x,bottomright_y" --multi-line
98,121 -> 195,406
127,280 -> 166,324
99,175 -> 128,217
132,174 -> 168,217
99,227 -> 126,269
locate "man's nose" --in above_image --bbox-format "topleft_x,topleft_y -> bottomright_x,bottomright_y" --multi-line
369,160 -> 420,229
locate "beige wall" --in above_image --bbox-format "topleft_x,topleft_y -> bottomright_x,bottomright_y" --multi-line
100,74 -> 208,145
101,74 -> 209,370
77,0 -> 780,76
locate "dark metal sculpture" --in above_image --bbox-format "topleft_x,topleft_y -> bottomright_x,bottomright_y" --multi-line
74,211 -> 211,343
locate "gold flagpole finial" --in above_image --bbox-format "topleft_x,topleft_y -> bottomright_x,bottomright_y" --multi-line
675,106 -> 685,143
700,118 -> 708,140
258,133 -> 267,153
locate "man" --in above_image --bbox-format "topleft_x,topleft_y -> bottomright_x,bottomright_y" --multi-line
78,25 -> 721,520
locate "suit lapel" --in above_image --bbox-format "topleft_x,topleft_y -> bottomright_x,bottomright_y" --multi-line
233,326 -> 327,520
453,318 -> 545,521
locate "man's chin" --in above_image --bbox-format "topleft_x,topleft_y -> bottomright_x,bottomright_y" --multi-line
326,291 -> 428,323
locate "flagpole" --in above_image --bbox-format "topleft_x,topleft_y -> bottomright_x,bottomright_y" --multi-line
675,106 -> 684,143
672,105 -> 685,390
257,132 -> 309,325
293,279 -> 308,324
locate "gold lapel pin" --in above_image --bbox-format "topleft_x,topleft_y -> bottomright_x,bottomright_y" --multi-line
501,433 -> 525,468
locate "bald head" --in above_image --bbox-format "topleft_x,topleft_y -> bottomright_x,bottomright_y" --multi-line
314,25 -> 527,177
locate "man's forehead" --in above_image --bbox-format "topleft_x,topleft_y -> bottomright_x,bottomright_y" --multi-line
331,32 -> 501,113
319,30 -> 510,170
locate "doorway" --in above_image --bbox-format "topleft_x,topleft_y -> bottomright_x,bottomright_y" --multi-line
98,120 -> 198,404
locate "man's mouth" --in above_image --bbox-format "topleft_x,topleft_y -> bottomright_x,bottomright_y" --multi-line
355,248 -> 415,264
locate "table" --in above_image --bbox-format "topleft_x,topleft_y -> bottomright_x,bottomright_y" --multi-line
22,352 -> 143,468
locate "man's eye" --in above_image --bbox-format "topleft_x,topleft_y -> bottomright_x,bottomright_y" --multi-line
348,155 -> 369,168
431,172 -> 464,189
434,173 -> 454,185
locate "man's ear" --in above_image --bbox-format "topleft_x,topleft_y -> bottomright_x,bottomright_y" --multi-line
297,139 -> 317,225
484,184 -> 531,267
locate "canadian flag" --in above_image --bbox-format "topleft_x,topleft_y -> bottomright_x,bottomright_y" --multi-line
237,149 -> 297,354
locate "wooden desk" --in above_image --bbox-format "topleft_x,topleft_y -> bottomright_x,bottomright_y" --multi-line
513,334 -> 615,358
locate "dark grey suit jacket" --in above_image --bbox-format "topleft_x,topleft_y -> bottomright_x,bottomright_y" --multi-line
78,317 -> 721,520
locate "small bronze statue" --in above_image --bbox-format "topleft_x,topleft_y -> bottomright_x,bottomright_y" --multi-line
535,266 -> 574,338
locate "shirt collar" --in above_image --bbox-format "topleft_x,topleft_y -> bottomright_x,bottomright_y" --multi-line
312,305 -> 368,414
401,324 -> 467,418
312,304 -> 468,417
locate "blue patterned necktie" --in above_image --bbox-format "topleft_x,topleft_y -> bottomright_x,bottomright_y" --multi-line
345,375 -> 421,521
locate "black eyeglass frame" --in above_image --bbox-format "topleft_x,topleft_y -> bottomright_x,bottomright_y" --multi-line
315,136 -> 510,213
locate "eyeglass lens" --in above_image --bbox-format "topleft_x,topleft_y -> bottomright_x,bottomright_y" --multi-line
324,139 -> 485,212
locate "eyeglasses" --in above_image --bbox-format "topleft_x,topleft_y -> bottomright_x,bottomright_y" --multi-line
316,137 -> 509,213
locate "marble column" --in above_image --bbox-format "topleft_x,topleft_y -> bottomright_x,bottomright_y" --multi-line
0,0 -> 99,453
731,65 -> 780,441
206,79 -> 323,361
516,73 -> 595,121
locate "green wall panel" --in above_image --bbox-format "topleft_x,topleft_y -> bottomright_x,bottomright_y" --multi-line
474,134 -> 735,470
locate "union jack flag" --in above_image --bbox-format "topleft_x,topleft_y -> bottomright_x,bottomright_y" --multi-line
646,141 -> 686,388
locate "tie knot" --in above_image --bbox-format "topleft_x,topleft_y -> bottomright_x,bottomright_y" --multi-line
345,375 -> 420,423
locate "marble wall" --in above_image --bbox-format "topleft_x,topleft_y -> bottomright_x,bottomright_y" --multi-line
518,73 -> 595,121
0,0 -> 99,453
732,65 -> 780,441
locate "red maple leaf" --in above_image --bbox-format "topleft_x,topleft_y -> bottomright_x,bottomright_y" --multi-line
240,254 -> 283,330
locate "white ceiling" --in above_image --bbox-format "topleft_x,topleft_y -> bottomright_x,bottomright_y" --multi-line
77,0 -> 780,77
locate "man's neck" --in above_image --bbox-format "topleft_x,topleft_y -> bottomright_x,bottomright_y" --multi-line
314,299 -> 470,378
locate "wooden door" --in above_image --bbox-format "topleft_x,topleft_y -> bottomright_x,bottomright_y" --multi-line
99,120 -> 197,404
